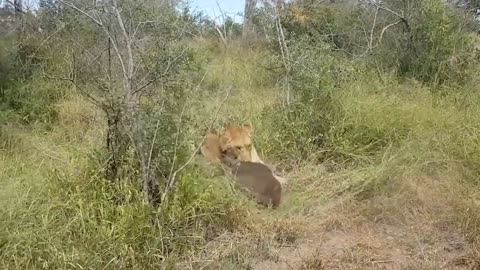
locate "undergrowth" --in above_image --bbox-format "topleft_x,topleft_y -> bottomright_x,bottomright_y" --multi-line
3,3 -> 480,266
0,122 -> 249,269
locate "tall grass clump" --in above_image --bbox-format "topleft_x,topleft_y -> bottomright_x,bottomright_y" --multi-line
0,119 -> 250,269
257,33 -> 356,164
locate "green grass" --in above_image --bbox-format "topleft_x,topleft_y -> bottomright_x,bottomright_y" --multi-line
0,124 -> 250,269
2,40 -> 480,269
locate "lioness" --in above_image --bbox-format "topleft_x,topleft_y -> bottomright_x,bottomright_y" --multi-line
200,124 -> 264,164
199,132 -> 223,163
220,124 -> 263,163
222,149 -> 282,209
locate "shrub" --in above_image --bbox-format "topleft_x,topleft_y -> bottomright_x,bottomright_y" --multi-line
0,78 -> 66,125
0,165 -> 248,269
396,0 -> 479,86
277,0 -> 480,87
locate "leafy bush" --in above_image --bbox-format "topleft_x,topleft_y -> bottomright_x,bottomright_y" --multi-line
279,2 -> 368,55
1,79 -> 66,125
0,31 -> 66,124
397,0 -> 479,85
278,0 -> 480,87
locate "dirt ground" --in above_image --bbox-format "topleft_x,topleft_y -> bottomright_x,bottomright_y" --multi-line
251,176 -> 480,270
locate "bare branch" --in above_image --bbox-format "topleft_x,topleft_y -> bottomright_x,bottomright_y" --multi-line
113,0 -> 134,86
57,0 -> 103,26
369,6 -> 380,49
59,0 -> 129,82
132,44 -> 190,95
215,0 -> 228,40
76,47 -> 110,79
377,20 -> 403,46
161,87 -> 231,202
371,2 -> 411,31
355,2 -> 406,58
42,73 -> 103,109
32,16 -> 77,60
215,26 -> 227,46
146,119 -> 161,186
3,0 -> 26,14
273,2 -> 291,106
166,71 -> 209,183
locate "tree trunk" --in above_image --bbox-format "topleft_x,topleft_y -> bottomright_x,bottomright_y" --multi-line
242,0 -> 257,40
105,110 -> 128,181
14,0 -> 22,16
112,0 -> 159,205
14,0 -> 23,37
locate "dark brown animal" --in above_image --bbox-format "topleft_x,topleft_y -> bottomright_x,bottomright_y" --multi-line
222,151 -> 282,208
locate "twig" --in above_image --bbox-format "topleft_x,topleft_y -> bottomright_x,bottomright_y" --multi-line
113,0 -> 134,89
58,0 -> 129,83
31,12 -> 84,61
371,260 -> 394,264
215,0 -> 228,41
356,3 -> 405,58
32,144 -> 66,163
133,46 -> 190,95
57,0 -> 102,26
371,2 -> 410,31
167,71 -> 209,183
368,6 -> 380,49
161,87 -> 231,202
42,73 -> 103,109
215,27 -> 227,46
273,3 -> 291,106
146,119 -> 160,185
76,47 -> 110,78
377,20 -> 403,45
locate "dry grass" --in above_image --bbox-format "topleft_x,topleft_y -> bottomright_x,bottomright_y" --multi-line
2,41 -> 480,270
244,175 -> 480,270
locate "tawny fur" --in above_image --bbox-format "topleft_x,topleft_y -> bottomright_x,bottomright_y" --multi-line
200,125 -> 264,164
200,133 -> 222,163
199,125 -> 289,187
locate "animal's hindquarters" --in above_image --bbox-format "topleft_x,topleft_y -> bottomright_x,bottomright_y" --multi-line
230,161 -> 283,209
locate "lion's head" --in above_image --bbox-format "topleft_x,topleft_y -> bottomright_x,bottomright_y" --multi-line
219,125 -> 254,162
200,124 -> 263,164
